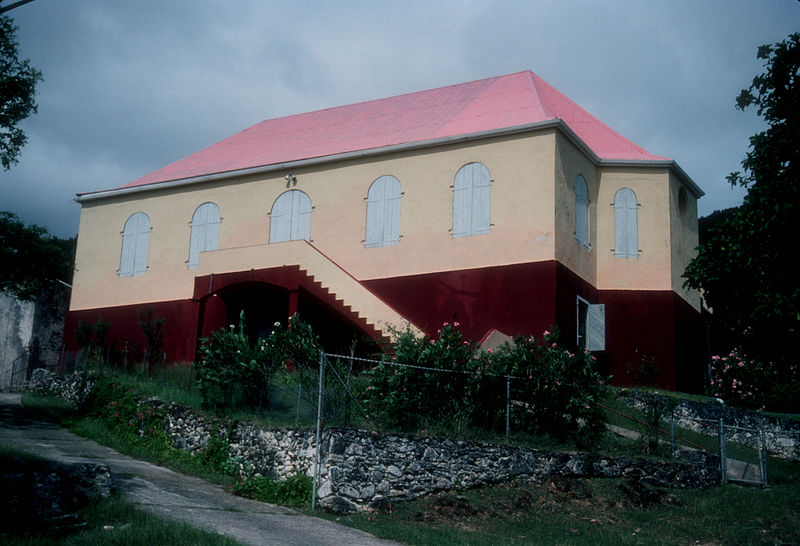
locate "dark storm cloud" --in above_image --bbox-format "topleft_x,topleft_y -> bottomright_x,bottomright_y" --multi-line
0,0 -> 797,237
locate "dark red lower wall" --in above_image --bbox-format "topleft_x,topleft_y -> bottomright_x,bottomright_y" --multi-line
363,262 -> 561,342
65,261 -> 705,392
64,299 -> 200,363
364,262 -> 704,391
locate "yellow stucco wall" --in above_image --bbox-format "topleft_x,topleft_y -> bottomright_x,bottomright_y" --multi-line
553,133 -> 598,286
70,127 -> 701,313
668,172 -> 701,310
595,167 -> 673,291
71,132 -> 559,310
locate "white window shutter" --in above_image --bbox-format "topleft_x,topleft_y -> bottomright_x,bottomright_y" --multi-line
453,163 -> 491,238
205,203 -> 221,251
586,303 -> 605,351
119,231 -> 136,277
271,190 -> 312,243
120,212 -> 150,277
188,202 -> 220,269
575,175 -> 589,247
472,166 -> 491,235
452,167 -> 470,237
269,192 -> 291,243
614,188 -> 638,258
133,223 -> 150,276
365,176 -> 387,248
385,177 -> 401,245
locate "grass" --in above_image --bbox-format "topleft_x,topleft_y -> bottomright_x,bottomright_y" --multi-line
23,366 -> 800,545
319,477 -> 800,545
1,493 -> 243,545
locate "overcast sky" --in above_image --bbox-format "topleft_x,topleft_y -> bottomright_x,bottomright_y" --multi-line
1,0 -> 798,237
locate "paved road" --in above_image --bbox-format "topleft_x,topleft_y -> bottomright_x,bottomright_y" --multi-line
0,392 -> 398,546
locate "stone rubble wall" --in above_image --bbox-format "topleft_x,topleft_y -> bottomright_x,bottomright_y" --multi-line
28,370 -> 720,513
0,457 -> 112,528
618,390 -> 800,460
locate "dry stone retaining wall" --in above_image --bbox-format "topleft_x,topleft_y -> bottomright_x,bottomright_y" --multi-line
618,390 -> 800,460
29,370 -> 720,512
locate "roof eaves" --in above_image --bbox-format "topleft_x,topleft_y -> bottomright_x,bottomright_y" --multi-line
599,158 -> 705,198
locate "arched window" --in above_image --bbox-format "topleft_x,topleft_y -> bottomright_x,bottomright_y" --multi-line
614,188 -> 638,258
365,175 -> 401,248
269,190 -> 312,243
575,174 -> 589,248
452,162 -> 491,238
119,212 -> 150,277
188,202 -> 221,269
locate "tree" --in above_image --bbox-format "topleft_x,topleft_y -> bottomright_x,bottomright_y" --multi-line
684,34 -> 800,367
0,211 -> 74,300
1,13 -> 42,170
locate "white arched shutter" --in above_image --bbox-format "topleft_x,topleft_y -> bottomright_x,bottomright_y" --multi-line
614,188 -> 638,258
453,163 -> 491,238
575,175 -> 589,247
365,175 -> 401,248
120,212 -> 150,277
270,190 -> 312,243
188,202 -> 220,269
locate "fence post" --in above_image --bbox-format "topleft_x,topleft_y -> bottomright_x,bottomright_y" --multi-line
505,377 -> 510,442
670,411 -> 675,457
161,352 -> 166,382
296,384 -> 302,424
719,418 -> 727,485
312,351 -> 325,511
758,426 -> 768,487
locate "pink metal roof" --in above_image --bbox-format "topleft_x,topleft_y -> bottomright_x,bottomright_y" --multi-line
120,71 -> 668,190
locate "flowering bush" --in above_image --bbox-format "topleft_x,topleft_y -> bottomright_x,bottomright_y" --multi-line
362,323 -> 479,432
486,329 -> 609,447
362,324 -> 608,446
708,346 -> 799,412
196,312 -> 320,409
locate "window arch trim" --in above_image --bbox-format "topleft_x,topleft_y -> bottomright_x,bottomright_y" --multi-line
365,175 -> 402,248
188,202 -> 221,269
452,162 -> 491,238
575,174 -> 590,248
119,211 -> 150,277
614,187 -> 638,258
269,190 -> 312,243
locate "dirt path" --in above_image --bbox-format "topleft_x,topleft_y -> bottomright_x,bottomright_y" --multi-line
0,392 -> 396,546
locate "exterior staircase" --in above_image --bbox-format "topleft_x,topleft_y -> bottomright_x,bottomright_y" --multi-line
197,240 -> 419,341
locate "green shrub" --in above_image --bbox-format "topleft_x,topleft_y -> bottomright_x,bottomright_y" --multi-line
195,312 -> 321,410
488,330 -> 609,448
362,323 -> 480,433
362,324 -> 608,447
232,473 -> 313,507
709,346 -> 800,413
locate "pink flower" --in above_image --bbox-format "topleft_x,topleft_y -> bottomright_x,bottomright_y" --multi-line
543,330 -> 551,336
552,343 -> 558,348
443,322 -> 449,326
584,404 -> 590,409
487,348 -> 493,354
453,321 -> 460,327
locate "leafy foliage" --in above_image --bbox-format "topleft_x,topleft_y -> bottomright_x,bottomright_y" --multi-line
195,312 -> 321,409
363,324 -> 608,446
489,330 -> 609,448
684,34 -> 800,382
0,15 -> 43,170
362,323 -> 480,433
0,211 -> 74,300
231,473 -> 313,508
708,347 -> 799,413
